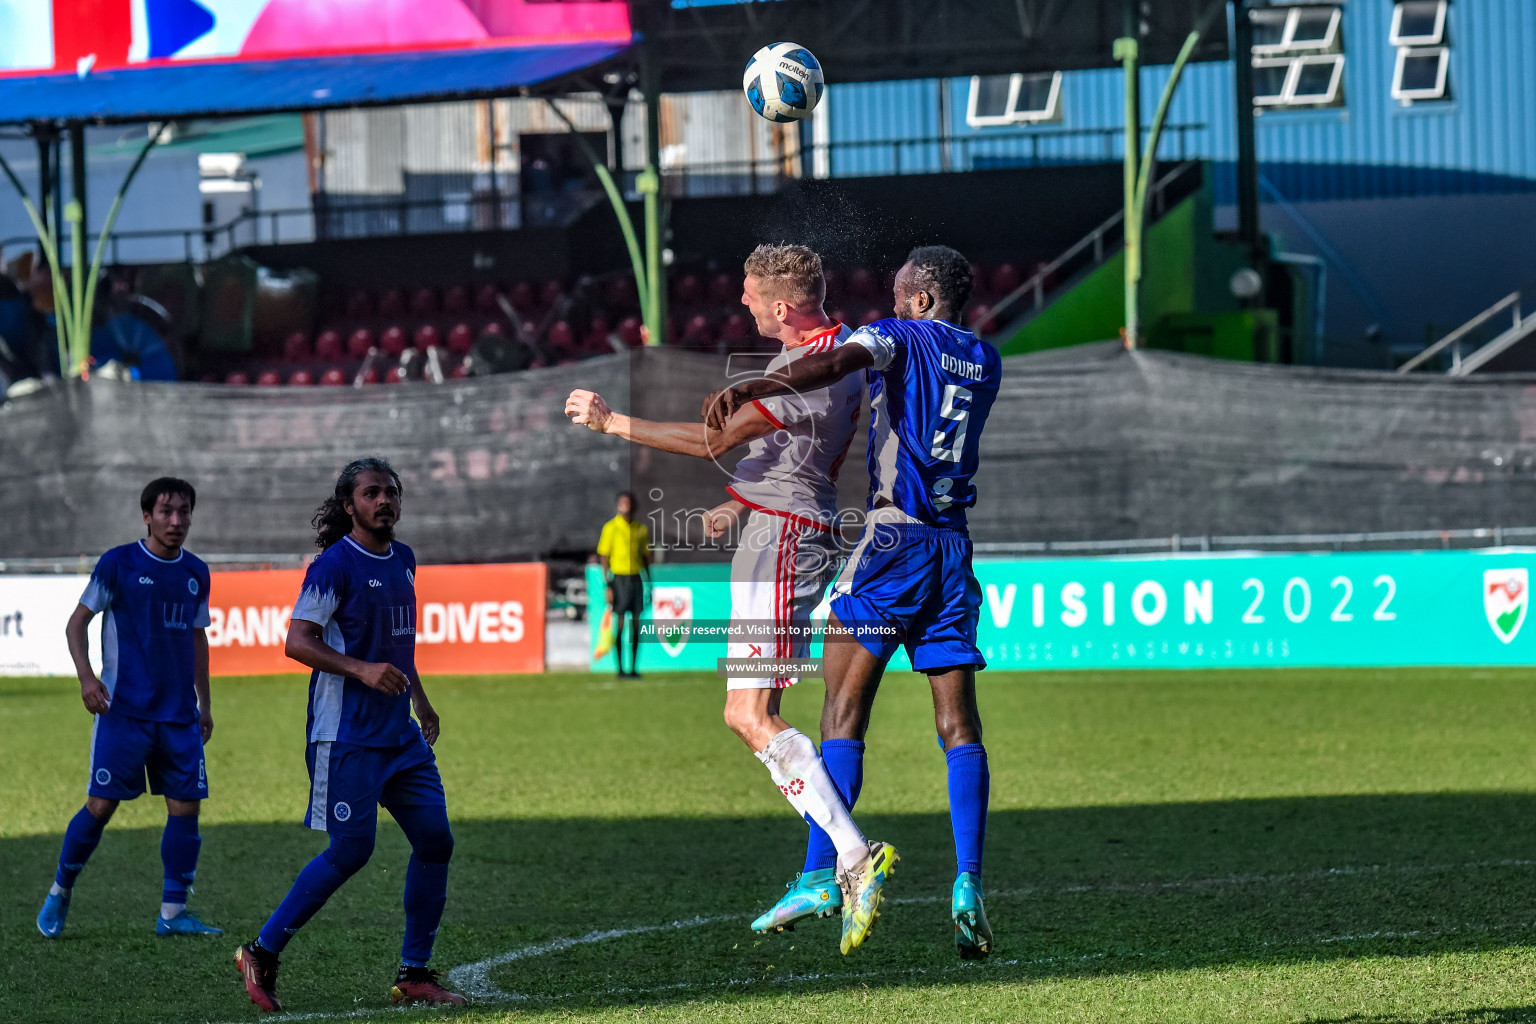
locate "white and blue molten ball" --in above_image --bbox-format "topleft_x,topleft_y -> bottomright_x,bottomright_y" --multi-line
743,42 -> 824,123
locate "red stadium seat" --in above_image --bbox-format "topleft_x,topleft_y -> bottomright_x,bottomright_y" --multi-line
707,273 -> 737,307
316,330 -> 344,362
414,324 -> 441,350
346,328 -> 373,360
604,276 -> 638,311
282,331 -> 310,362
409,287 -> 438,317
451,360 -> 470,379
443,285 -> 470,315
509,281 -> 535,315
547,320 -> 575,352
583,317 -> 611,352
380,326 -> 407,359
616,316 -> 642,347
859,307 -> 883,326
255,370 -> 281,386
966,303 -> 996,334
721,313 -> 750,342
344,289 -> 372,320
674,274 -> 702,306
386,365 -> 407,384
360,366 -> 380,385
224,371 -> 250,386
474,283 -> 501,315
377,288 -> 405,319
479,320 -> 503,337
540,280 -> 565,311
682,314 -> 714,348
320,367 -> 347,386
288,370 -> 314,386
990,263 -> 1021,297
447,323 -> 474,356
848,267 -> 875,298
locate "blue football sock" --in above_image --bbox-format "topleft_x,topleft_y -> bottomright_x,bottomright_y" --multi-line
401,855 -> 450,967
161,814 -> 202,905
802,739 -> 864,875
945,743 -> 990,880
394,803 -> 453,967
258,834 -> 372,953
55,805 -> 108,889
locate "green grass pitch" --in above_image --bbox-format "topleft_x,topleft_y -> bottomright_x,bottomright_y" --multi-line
6,667 -> 1536,1023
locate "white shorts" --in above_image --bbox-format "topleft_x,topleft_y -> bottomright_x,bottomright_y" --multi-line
727,510 -> 839,690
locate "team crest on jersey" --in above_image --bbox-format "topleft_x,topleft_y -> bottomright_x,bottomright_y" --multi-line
651,586 -> 693,657
94,768 -> 111,785
332,801 -> 352,822
188,578 -> 198,595
1484,568 -> 1528,644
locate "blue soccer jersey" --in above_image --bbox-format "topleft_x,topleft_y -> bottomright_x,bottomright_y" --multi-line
850,318 -> 1002,528
290,536 -> 419,748
79,541 -> 211,724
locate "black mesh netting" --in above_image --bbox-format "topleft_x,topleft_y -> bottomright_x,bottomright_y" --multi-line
3,342 -> 1536,561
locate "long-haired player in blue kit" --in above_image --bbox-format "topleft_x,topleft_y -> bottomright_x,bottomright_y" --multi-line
705,246 -> 1002,959
234,458 -> 464,1012
37,477 -> 222,939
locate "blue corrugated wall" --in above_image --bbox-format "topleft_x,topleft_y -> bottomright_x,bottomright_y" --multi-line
823,0 -> 1536,197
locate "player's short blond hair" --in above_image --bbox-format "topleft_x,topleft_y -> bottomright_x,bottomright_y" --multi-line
743,243 -> 825,310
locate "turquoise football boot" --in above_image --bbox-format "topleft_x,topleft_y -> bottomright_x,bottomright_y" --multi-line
752,868 -> 842,933
156,909 -> 224,936
37,890 -> 71,938
952,872 -> 993,960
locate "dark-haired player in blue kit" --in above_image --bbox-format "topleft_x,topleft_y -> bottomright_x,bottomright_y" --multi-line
37,477 -> 222,939
705,246 -> 1002,960
234,458 -> 464,1013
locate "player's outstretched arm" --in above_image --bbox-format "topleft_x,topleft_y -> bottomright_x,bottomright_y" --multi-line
285,619 -> 409,696
566,388 -> 775,459
65,603 -> 109,715
702,344 -> 873,431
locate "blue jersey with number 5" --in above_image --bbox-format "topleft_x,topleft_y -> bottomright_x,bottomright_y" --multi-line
850,318 -> 1001,529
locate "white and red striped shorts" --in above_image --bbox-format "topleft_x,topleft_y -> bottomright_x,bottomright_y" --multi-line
726,510 -> 839,690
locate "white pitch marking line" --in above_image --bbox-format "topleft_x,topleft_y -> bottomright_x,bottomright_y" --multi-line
211,857 -> 1536,1024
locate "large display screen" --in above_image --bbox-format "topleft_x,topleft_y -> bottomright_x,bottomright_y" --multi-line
0,0 -> 630,75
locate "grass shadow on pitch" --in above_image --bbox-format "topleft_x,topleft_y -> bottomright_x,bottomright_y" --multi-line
6,791 -> 1536,1023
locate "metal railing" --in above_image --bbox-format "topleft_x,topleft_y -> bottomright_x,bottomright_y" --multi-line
1398,289 -> 1530,374
973,525 -> 1536,557
980,160 -> 1202,335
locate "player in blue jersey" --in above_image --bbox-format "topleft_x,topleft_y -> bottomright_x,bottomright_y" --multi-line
234,458 -> 464,1013
705,246 -> 1001,959
36,477 -> 222,940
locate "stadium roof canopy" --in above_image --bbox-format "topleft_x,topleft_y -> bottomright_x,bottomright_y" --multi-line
633,0 -> 1231,92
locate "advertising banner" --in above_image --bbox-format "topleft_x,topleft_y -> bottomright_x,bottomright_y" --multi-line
0,562 -> 546,678
586,549 -> 1536,673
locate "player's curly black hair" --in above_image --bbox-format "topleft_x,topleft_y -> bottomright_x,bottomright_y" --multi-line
906,245 -> 973,317
312,457 -> 404,550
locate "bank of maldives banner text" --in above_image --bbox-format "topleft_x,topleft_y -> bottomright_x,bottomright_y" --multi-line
0,563 -> 545,677
588,550 -> 1536,670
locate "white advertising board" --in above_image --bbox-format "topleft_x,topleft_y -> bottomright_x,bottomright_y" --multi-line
0,576 -> 102,677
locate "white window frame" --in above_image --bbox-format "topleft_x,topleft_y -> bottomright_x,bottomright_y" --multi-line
965,71 -> 1062,127
1390,0 -> 1447,47
1251,6 -> 1342,55
1392,45 -> 1450,101
1253,53 -> 1345,107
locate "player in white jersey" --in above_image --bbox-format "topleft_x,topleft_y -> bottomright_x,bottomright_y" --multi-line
565,244 -> 898,955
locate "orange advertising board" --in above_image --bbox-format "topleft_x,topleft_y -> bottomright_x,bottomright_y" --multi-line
206,563 -> 546,677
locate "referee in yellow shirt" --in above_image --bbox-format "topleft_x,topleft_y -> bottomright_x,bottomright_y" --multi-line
597,491 -> 651,678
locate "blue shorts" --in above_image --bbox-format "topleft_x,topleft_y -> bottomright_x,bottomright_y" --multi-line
831,520 -> 986,673
304,731 -> 446,837
88,712 -> 208,802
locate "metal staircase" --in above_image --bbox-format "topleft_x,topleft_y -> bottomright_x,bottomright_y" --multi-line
982,160 -> 1201,339
1398,289 -> 1536,375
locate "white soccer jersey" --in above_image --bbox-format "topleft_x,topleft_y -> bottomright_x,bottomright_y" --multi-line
727,323 -> 863,529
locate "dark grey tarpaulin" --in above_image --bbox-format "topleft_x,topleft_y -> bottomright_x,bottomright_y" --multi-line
4,343 -> 1536,562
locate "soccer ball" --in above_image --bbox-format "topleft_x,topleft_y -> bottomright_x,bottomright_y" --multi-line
742,42 -> 824,123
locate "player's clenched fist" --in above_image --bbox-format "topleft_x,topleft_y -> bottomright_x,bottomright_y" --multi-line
566,389 -> 613,433
702,387 -> 745,431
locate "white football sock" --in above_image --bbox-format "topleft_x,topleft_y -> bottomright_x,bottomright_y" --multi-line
50,882 -> 68,896
161,901 -> 185,920
759,728 -> 868,872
